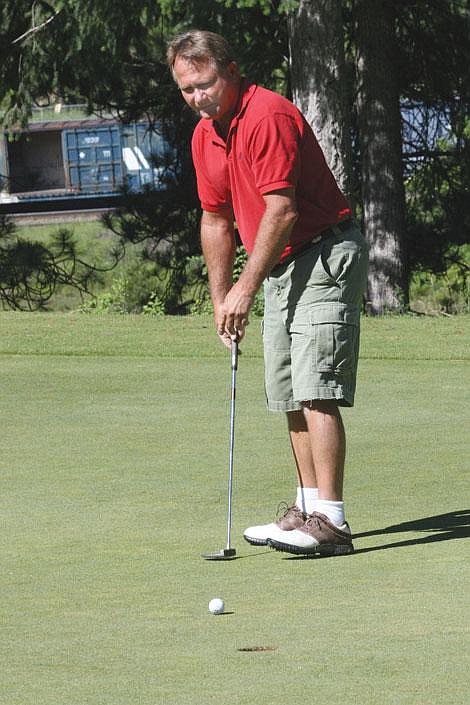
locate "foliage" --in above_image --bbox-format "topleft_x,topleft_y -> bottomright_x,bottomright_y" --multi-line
394,0 -> 470,105
233,246 -> 264,316
78,276 -> 133,314
0,216 -> 123,310
101,177 -> 204,314
161,0 -> 292,92
1,1 -> 169,129
77,271 -> 168,315
75,243 -> 267,317
1,0 -> 469,314
404,121 -> 470,272
409,244 -> 469,315
396,0 -> 470,277
0,0 -> 292,130
142,291 -> 166,316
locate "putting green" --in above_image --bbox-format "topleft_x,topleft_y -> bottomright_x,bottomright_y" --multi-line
0,313 -> 468,704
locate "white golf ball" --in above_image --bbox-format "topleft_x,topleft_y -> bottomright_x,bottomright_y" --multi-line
208,597 -> 225,615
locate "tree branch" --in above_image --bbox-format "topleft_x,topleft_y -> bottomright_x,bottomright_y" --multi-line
11,9 -> 62,45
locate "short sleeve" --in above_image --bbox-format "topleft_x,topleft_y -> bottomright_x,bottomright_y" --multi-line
248,113 -> 301,193
192,128 -> 232,213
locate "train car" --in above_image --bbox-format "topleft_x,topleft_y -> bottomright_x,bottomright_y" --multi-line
0,112 -> 177,214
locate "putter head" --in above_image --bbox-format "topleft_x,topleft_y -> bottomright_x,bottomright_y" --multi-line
202,548 -> 237,561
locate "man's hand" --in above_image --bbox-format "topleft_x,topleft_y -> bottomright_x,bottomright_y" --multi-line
216,280 -> 254,345
217,330 -> 235,350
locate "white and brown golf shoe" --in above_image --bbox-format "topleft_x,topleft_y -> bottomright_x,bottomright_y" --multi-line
267,511 -> 354,556
243,503 -> 307,546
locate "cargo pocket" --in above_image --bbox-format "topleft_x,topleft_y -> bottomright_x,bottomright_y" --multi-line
310,303 -> 360,374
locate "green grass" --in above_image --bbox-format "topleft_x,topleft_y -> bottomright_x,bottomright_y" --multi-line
0,313 -> 468,705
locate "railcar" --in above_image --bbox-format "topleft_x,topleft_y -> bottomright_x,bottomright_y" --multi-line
0,112 -> 175,214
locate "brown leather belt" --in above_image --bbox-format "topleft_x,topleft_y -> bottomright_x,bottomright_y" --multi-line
272,218 -> 354,273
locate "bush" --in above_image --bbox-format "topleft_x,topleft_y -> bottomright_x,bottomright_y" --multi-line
78,277 -> 132,314
142,292 -> 165,316
409,245 -> 469,315
233,246 -> 265,317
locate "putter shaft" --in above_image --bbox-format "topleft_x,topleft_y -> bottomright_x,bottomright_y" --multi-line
226,338 -> 238,551
203,339 -> 238,561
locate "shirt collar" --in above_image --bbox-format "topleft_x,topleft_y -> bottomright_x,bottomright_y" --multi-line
232,79 -> 257,125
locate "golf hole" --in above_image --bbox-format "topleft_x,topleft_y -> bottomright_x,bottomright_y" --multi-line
237,646 -> 278,652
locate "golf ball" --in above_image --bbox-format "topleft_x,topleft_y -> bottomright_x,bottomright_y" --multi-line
208,597 -> 225,615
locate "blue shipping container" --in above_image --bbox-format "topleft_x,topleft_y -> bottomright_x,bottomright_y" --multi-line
63,126 -> 123,192
1,118 -> 180,211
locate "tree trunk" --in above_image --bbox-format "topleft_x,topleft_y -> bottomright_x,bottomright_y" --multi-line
288,0 -> 354,201
355,0 -> 407,313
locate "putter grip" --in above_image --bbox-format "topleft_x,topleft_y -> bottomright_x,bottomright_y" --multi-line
231,339 -> 238,370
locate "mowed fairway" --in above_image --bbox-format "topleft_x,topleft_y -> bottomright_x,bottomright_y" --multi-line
0,312 -> 468,705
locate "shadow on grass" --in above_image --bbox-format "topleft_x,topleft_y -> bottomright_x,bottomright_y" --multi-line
281,510 -> 470,560
352,509 -> 470,554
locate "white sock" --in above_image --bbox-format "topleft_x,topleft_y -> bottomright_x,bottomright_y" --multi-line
316,499 -> 345,527
296,487 -> 319,515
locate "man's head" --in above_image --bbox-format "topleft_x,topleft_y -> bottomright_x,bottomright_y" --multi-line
167,30 -> 241,126
166,30 -> 237,76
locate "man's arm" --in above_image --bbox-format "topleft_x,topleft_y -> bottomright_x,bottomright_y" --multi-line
200,209 -> 237,348
220,187 -> 298,339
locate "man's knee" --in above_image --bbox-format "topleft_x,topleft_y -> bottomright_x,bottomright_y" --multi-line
301,399 -> 341,417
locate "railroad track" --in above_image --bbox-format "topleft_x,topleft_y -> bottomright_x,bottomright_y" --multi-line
6,206 -> 117,225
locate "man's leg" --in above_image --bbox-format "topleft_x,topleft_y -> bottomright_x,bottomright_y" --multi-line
287,409 -> 317,488
287,409 -> 319,514
288,402 -> 346,523
301,401 -> 345,501
267,401 -> 352,555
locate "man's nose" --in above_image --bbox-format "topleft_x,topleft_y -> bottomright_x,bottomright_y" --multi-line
194,88 -> 206,103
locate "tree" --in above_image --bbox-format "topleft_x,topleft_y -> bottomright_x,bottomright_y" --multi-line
287,0 -> 408,312
396,0 -> 470,281
355,0 -> 407,313
288,0 -> 354,201
0,0 -> 290,129
1,0 -> 468,314
0,1 -> 292,311
288,0 -> 469,313
1,1 -> 190,137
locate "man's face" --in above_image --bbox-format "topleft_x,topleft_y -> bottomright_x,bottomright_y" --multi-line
173,56 -> 240,126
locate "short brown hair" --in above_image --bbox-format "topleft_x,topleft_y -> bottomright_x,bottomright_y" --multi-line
166,30 -> 236,75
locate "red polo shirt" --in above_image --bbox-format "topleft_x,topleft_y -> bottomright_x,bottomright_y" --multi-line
191,81 -> 351,262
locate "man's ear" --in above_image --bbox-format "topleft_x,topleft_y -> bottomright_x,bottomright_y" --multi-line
227,61 -> 240,80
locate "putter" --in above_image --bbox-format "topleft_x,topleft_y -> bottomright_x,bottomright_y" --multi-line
203,338 -> 238,561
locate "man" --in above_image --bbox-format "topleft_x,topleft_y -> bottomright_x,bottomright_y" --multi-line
167,30 -> 368,556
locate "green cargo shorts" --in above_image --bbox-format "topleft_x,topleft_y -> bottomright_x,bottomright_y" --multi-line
263,222 -> 368,411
